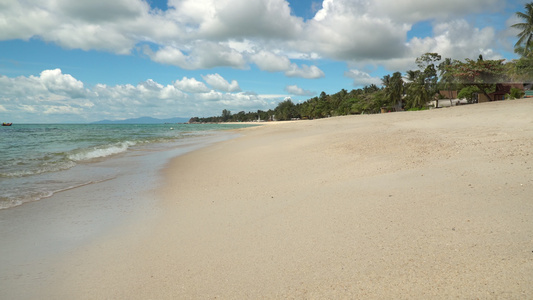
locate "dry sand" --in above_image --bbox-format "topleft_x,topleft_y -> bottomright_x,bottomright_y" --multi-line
50,99 -> 532,298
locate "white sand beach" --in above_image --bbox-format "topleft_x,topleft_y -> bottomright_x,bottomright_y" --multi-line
5,99 -> 533,298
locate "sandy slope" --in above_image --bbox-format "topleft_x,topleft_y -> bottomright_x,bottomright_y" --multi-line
51,99 -> 533,298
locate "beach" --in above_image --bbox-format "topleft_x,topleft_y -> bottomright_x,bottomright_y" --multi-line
3,99 -> 533,298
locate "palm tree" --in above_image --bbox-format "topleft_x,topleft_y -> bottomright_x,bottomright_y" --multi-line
512,2 -> 533,57
381,74 -> 392,106
381,72 -> 404,110
405,70 -> 429,109
389,72 -> 404,109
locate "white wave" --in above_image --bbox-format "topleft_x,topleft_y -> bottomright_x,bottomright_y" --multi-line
0,161 -> 77,178
68,141 -> 137,161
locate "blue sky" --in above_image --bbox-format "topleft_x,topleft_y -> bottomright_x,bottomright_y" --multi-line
0,0 -> 527,123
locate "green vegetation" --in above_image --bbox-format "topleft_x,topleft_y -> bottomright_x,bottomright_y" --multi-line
444,55 -> 506,101
190,5 -> 530,123
507,87 -> 525,99
458,86 -> 483,103
506,55 -> 533,81
512,2 -> 533,57
192,53 -> 514,123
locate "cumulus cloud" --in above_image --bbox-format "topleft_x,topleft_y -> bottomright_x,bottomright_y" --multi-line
146,43 -> 247,70
144,46 -> 187,67
361,16 -> 502,72
297,0 -> 411,61
0,68 -> 87,101
172,0 -> 303,40
250,51 -> 326,79
39,69 -> 87,98
407,19 -> 498,61
0,0 -> 153,54
0,0 -> 55,40
0,0 -> 515,124
0,69 -> 284,122
250,51 -> 291,72
43,105 -> 83,115
373,0 -> 503,23
54,0 -> 147,23
0,0 -> 509,73
0,69 -> 94,122
173,77 -> 210,93
46,24 -> 137,54
344,69 -> 382,87
285,64 -> 325,79
190,42 -> 247,69
285,85 -> 315,96
292,0 -> 506,67
202,74 -> 241,92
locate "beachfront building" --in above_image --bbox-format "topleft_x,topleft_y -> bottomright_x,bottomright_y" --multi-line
435,90 -> 465,107
477,83 -> 528,102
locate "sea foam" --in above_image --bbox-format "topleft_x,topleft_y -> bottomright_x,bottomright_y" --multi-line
68,141 -> 137,161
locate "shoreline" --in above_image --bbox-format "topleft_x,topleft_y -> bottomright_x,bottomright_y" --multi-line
0,131 -> 242,299
5,99 -> 533,298
0,123 -> 254,210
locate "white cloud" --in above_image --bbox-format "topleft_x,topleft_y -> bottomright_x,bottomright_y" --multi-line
54,0 -> 147,23
173,77 -> 210,93
293,0 -> 506,65
407,19 -> 498,61
146,43 -> 247,70
20,105 -> 37,113
202,74 -> 241,92
359,17 -> 502,72
190,42 -> 247,69
185,0 -> 303,40
344,69 -> 382,87
500,14 -> 522,53
0,0 -> 510,73
0,69 -> 87,102
39,68 -> 87,98
250,51 -> 326,79
145,46 -> 187,68
297,0 -> 410,61
250,51 -> 291,72
285,64 -> 325,79
138,79 -> 164,92
0,0 -> 154,54
0,0 -> 56,40
0,0 -> 517,123
373,0 -> 504,23
43,105 -> 83,115
285,85 -> 315,96
196,90 -> 223,101
1,69 -> 285,122
45,23 -> 137,54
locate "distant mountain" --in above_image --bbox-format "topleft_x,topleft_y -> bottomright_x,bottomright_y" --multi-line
91,116 -> 190,124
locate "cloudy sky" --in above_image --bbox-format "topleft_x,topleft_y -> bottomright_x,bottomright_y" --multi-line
0,0 -> 526,123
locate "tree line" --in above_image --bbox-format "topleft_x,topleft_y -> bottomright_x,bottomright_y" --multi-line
190,52 -> 531,123
190,3 -> 533,123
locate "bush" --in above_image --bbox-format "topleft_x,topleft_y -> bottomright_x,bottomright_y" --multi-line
507,87 -> 525,100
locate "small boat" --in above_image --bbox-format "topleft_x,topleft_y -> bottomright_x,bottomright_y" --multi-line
2,122 -> 12,126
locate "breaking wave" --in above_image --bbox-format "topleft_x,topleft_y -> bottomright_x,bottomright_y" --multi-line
68,141 -> 137,161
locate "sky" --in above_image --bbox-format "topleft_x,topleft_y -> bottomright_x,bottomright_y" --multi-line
0,0 -> 528,123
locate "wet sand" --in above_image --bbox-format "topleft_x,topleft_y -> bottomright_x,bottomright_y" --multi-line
0,133 -> 237,299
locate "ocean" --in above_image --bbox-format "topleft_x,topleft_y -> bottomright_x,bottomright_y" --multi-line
0,123 -> 254,209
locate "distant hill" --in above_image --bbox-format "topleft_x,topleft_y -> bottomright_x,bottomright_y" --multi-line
91,116 -> 190,124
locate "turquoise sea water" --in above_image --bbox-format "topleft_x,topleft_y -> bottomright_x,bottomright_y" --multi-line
0,123 -> 253,209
